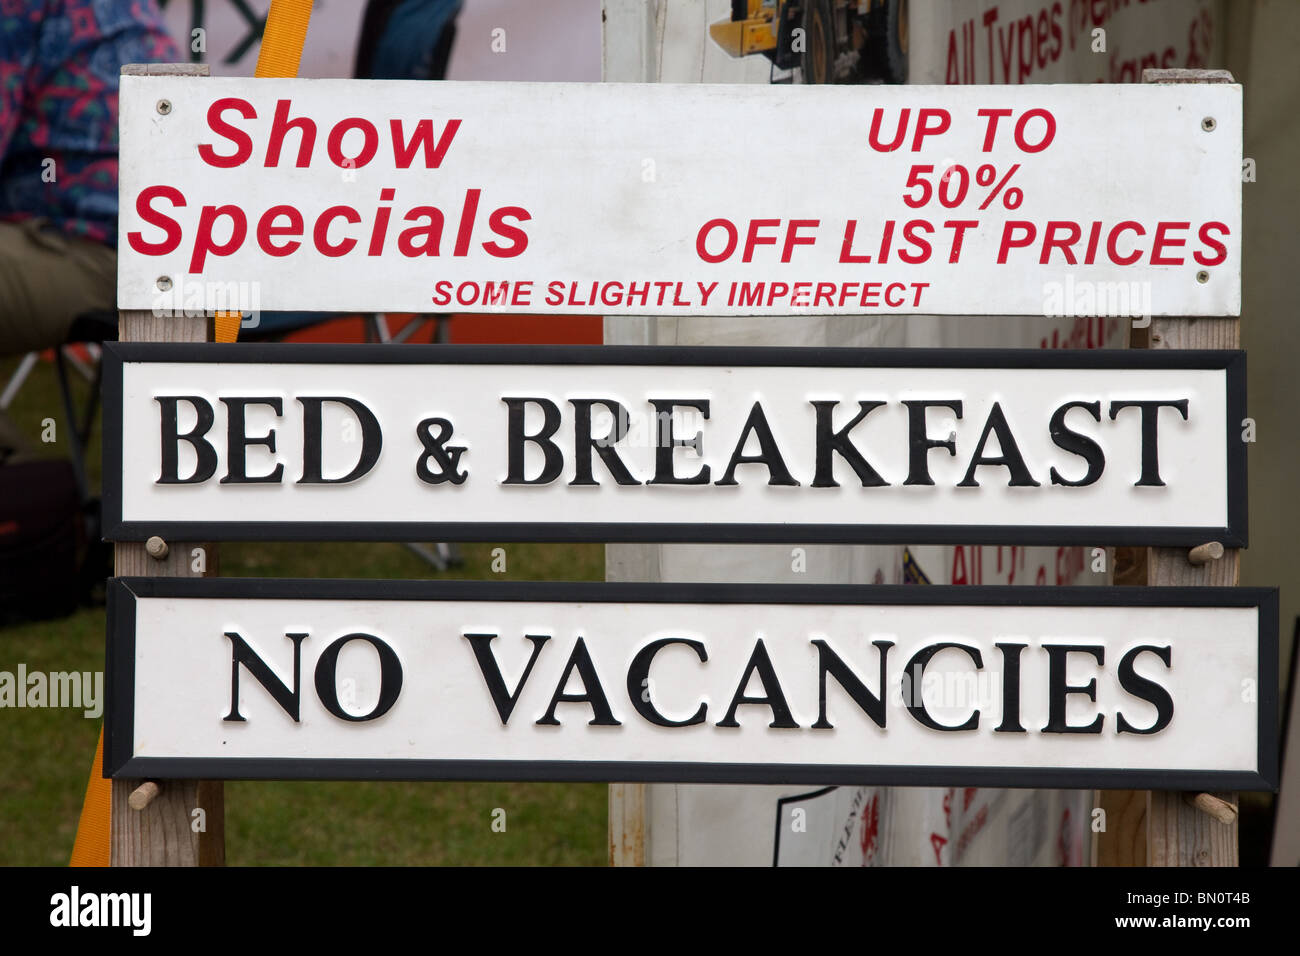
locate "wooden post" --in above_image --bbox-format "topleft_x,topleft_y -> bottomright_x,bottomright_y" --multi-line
1140,67 -> 1240,867
608,783 -> 647,866
110,310 -> 225,866
110,64 -> 225,867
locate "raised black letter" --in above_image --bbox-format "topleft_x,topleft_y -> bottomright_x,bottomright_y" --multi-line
716,639 -> 799,728
957,402 -> 1040,487
569,399 -> 639,486
811,639 -> 893,729
503,397 -> 564,484
811,400 -> 888,488
1042,644 -> 1105,734
464,633 -> 550,725
157,396 -> 218,483
1108,399 -> 1189,487
716,402 -> 799,486
648,398 -> 710,485
536,637 -> 621,726
1116,644 -> 1174,734
1049,401 -> 1104,486
994,642 -> 1027,733
314,632 -> 403,722
627,637 -> 708,727
903,399 -> 962,486
903,643 -> 983,731
220,396 -> 284,483
298,396 -> 383,483
223,631 -> 307,722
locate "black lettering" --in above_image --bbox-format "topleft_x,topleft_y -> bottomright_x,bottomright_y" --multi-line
626,637 -> 708,727
957,402 -> 1040,487
313,632 -> 403,722
648,398 -> 711,485
1116,644 -> 1174,734
1049,400 -> 1104,486
716,639 -> 799,728
811,400 -> 888,488
536,637 -> 621,726
298,396 -> 383,483
569,399 -> 640,486
156,396 -> 218,483
463,633 -> 550,725
716,402 -> 799,486
1043,644 -> 1105,734
220,396 -> 284,484
994,642 -> 1027,733
1108,399 -> 1189,487
503,397 -> 564,484
810,639 -> 893,729
903,642 -> 982,731
223,630 -> 307,722
903,399 -> 962,486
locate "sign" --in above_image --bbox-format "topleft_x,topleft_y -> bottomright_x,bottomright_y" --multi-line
103,343 -> 1246,546
772,785 -> 1091,867
909,0 -> 1220,86
117,77 -> 1241,316
104,579 -> 1278,789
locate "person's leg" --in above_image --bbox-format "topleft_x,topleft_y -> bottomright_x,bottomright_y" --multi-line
0,219 -> 116,456
0,219 -> 116,355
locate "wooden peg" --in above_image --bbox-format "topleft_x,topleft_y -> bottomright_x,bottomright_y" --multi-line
145,536 -> 169,560
128,781 -> 162,811
1187,541 -> 1223,565
1183,791 -> 1237,825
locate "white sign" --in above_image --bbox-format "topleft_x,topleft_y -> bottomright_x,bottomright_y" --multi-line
103,343 -> 1246,546
117,76 -> 1241,316
105,579 -> 1278,789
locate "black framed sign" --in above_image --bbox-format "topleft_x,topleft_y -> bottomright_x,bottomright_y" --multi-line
105,578 -> 1279,790
102,343 -> 1247,547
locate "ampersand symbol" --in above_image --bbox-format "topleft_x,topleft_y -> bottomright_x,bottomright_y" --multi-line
416,417 -> 468,484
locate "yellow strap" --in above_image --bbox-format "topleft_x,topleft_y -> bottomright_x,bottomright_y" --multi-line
254,0 -> 315,80
69,727 -> 111,867
70,3 -> 315,865
214,0 -> 315,344
213,311 -> 242,342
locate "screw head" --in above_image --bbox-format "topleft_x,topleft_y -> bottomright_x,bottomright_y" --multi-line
157,99 -> 172,115
1201,116 -> 1216,132
1196,270 -> 1210,284
156,275 -> 173,292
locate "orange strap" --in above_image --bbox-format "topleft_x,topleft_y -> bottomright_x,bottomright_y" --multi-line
69,727 -> 111,867
214,0 -> 315,344
254,0 -> 315,79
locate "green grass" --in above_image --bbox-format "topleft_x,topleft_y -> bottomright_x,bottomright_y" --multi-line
0,607 -> 105,866
0,354 -> 608,866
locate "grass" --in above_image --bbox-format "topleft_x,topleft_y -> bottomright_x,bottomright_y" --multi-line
0,353 -> 608,866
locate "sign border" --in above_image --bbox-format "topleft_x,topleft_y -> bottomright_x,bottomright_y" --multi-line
116,78 -> 1244,317
104,577 -> 1279,790
101,343 -> 1248,547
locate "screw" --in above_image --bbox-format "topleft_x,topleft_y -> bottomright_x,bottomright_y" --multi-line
156,276 -> 173,292
157,99 -> 172,115
1201,116 -> 1216,132
1196,270 -> 1210,284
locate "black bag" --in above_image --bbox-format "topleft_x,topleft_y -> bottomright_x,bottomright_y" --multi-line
0,459 -> 84,624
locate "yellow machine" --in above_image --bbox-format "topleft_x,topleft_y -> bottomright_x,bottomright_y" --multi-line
708,0 -> 908,85
708,0 -> 782,59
